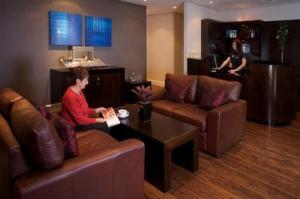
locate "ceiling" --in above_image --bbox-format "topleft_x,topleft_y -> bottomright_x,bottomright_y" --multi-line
120,0 -> 300,14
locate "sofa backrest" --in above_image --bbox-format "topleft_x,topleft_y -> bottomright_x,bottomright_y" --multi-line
0,88 -> 23,120
196,75 -> 242,104
0,114 -> 31,180
165,73 -> 198,103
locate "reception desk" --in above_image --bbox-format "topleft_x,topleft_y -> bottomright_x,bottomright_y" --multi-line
188,58 -> 296,126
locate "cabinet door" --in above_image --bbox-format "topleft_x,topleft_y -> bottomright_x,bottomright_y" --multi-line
84,72 -> 123,108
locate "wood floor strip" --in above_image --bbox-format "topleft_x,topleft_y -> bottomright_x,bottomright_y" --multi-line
144,115 -> 300,199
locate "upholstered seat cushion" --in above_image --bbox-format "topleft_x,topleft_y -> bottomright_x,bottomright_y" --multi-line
172,104 -> 208,132
76,130 -> 118,155
152,99 -> 187,116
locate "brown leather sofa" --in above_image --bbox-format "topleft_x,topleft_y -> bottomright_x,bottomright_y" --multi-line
152,74 -> 247,157
0,88 -> 145,199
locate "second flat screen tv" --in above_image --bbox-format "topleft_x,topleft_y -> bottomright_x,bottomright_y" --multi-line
85,16 -> 112,47
49,10 -> 82,46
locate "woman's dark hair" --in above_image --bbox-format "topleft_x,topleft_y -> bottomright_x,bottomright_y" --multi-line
232,38 -> 242,54
70,66 -> 89,83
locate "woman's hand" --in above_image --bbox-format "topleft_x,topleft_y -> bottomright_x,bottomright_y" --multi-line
228,69 -> 240,76
96,118 -> 106,123
95,107 -> 106,113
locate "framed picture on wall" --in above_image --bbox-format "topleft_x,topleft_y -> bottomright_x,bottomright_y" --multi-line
85,16 -> 112,47
49,10 -> 82,46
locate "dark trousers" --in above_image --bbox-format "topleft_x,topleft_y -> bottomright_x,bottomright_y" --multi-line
74,122 -> 111,133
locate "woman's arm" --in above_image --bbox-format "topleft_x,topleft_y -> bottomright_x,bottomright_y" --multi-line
218,57 -> 231,69
63,98 -> 97,125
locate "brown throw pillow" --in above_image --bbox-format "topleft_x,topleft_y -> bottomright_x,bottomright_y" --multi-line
165,83 -> 190,103
199,90 -> 226,109
36,105 -> 49,118
48,112 -> 79,159
11,99 -> 64,170
164,74 -> 198,103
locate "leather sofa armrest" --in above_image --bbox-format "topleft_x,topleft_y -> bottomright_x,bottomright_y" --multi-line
46,103 -> 61,114
13,139 -> 145,199
206,100 -> 247,157
151,86 -> 166,101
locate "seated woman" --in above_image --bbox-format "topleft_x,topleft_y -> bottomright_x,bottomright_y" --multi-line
218,38 -> 247,76
61,66 -> 110,133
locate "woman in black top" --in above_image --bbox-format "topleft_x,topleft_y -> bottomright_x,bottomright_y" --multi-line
218,39 -> 246,76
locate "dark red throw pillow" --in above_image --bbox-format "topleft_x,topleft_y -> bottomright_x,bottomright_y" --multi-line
48,112 -> 79,159
199,91 -> 226,109
36,105 -> 49,118
165,83 -> 190,103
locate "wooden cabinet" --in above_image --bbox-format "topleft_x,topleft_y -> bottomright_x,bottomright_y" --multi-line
201,19 -> 263,62
247,62 -> 296,126
50,66 -> 125,108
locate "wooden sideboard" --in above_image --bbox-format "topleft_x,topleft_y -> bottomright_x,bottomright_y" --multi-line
188,58 -> 296,126
50,66 -> 125,108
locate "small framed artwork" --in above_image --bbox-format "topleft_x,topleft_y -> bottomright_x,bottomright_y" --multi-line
49,10 -> 82,46
85,16 -> 112,47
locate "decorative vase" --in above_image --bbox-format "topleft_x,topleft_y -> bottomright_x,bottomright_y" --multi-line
138,101 -> 152,122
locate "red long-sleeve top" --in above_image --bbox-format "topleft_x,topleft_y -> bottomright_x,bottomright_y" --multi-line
61,87 -> 96,127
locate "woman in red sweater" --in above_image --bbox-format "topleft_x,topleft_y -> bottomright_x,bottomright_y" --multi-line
61,66 -> 109,132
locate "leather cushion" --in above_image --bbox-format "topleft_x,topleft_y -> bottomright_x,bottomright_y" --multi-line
165,82 -> 189,103
10,99 -> 64,170
198,76 -> 241,104
0,88 -> 23,119
152,99 -> 187,116
0,114 -> 31,179
76,130 -> 118,155
48,112 -> 79,159
199,90 -> 226,109
165,73 -> 198,103
172,104 -> 208,132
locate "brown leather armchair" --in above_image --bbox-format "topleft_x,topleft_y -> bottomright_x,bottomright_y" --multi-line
0,88 -> 145,199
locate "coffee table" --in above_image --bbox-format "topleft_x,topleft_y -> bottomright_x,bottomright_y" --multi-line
111,104 -> 199,192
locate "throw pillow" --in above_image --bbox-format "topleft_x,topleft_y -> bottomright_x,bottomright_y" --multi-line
199,90 -> 226,109
36,105 -> 49,118
165,83 -> 190,103
48,112 -> 79,159
11,99 -> 64,170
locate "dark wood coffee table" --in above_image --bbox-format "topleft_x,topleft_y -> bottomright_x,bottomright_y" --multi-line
111,104 -> 199,192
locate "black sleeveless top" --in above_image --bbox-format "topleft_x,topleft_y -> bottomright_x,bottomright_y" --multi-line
230,52 -> 245,68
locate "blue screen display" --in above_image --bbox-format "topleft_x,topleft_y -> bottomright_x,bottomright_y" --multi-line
49,11 -> 82,46
85,16 -> 112,47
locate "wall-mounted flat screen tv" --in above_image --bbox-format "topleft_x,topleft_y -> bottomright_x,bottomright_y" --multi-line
85,16 -> 112,47
49,10 -> 82,46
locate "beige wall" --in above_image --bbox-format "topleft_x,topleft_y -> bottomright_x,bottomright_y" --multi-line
147,13 -> 183,86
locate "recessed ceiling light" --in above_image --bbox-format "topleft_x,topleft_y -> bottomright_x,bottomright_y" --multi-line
173,5 -> 177,9
144,0 -> 147,2
209,1 -> 214,4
